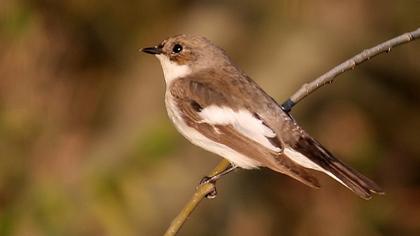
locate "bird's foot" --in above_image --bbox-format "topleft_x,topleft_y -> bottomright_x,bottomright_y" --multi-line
197,176 -> 218,199
197,163 -> 238,199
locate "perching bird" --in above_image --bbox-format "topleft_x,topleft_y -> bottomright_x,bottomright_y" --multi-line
141,34 -> 384,199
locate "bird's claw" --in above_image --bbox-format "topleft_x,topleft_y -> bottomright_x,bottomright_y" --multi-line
199,176 -> 213,185
205,187 -> 217,199
198,176 -> 218,199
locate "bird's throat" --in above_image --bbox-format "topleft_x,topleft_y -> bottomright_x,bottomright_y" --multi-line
156,55 -> 192,84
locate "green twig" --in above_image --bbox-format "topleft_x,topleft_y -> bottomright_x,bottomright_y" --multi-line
163,160 -> 231,236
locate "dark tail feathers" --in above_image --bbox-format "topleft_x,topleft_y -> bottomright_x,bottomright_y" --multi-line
294,136 -> 384,200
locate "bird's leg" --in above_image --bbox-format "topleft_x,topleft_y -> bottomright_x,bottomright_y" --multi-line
200,163 -> 238,184
198,163 -> 238,199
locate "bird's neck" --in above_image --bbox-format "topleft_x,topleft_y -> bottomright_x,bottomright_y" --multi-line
156,55 -> 192,85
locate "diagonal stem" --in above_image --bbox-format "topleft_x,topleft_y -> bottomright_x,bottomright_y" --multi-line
281,27 -> 420,112
163,160 -> 231,236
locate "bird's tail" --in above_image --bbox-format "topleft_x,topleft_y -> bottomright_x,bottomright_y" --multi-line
292,136 -> 384,200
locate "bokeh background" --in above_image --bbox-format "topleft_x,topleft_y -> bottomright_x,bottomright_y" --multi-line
1,0 -> 420,235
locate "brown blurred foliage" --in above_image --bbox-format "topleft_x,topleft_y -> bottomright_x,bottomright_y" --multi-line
0,0 -> 419,235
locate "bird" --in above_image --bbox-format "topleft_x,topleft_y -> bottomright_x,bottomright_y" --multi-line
141,34 -> 384,199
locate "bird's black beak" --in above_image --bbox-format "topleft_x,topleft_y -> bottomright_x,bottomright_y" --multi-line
141,46 -> 162,55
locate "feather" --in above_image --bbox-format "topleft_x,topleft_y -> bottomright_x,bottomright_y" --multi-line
291,136 -> 384,199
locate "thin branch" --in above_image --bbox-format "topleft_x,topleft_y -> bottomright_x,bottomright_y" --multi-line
164,27 -> 420,236
163,159 -> 231,236
281,27 -> 420,112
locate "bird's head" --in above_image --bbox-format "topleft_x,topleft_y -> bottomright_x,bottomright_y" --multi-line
141,34 -> 230,83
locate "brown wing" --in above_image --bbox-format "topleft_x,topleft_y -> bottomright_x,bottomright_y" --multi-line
169,70 -> 321,188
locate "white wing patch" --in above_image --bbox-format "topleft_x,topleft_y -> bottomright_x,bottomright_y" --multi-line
199,105 -> 281,152
165,94 -> 261,169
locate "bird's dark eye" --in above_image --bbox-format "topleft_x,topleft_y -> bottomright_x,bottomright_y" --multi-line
172,44 -> 183,53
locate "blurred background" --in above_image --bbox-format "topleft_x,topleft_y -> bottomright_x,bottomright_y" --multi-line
1,0 -> 419,235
